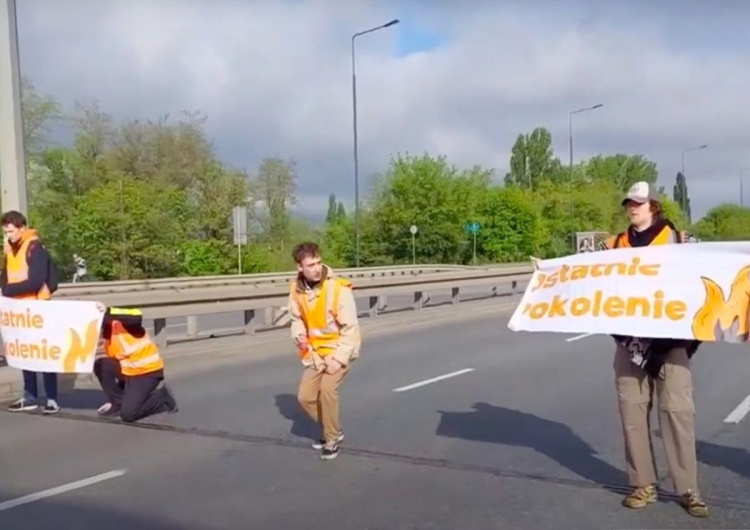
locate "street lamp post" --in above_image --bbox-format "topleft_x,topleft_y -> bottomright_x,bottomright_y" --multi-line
681,144 -> 708,177
567,103 -> 603,251
351,18 -> 399,268
0,0 -> 27,214
741,168 -> 750,208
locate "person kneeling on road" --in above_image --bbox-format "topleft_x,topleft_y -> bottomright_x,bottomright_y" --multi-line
94,303 -> 178,422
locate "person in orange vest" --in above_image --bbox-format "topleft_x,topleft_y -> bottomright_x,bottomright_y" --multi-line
601,181 -> 707,518
1,210 -> 60,414
288,242 -> 361,460
93,303 -> 178,422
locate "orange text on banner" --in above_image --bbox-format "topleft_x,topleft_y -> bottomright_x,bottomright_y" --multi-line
522,290 -> 687,321
532,257 -> 661,292
0,308 -> 62,361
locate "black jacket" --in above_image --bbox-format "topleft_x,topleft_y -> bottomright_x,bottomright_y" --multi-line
0,238 -> 50,298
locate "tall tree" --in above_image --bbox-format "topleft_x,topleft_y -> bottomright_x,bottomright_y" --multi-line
325,193 -> 346,224
250,157 -> 299,247
504,127 -> 563,188
673,172 -> 691,223
584,154 -> 658,192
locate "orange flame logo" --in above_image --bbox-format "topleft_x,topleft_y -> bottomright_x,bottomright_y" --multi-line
691,265 -> 750,342
62,319 -> 101,372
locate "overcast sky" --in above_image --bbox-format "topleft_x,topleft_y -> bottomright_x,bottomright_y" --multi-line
13,0 -> 750,222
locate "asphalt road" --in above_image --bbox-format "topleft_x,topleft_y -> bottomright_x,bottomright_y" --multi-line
144,283 -> 522,340
1,308 -> 750,529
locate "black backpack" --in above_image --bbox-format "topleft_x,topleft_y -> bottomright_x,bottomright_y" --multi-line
24,241 -> 60,294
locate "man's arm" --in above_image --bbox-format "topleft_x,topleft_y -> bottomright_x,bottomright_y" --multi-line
330,285 -> 361,366
0,258 -> 7,289
1,242 -> 49,297
288,289 -> 307,341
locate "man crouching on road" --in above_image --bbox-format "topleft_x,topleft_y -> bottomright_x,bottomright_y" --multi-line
93,303 -> 178,422
288,242 -> 361,460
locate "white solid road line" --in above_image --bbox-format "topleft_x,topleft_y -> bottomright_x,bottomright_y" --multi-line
723,394 -> 750,424
0,469 -> 127,513
393,368 -> 475,393
566,333 -> 594,342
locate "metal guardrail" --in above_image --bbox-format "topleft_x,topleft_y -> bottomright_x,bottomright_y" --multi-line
57,264 -> 497,296
133,266 -> 535,350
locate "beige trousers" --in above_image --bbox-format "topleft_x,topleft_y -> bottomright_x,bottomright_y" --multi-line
614,343 -> 699,494
297,365 -> 349,443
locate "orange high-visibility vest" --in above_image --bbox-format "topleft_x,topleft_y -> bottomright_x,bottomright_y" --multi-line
290,277 -> 351,358
605,226 -> 684,249
105,321 -> 164,376
4,233 -> 51,300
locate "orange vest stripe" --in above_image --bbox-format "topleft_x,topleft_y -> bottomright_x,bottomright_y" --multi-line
291,277 -> 349,357
105,321 -> 164,376
4,236 -> 51,300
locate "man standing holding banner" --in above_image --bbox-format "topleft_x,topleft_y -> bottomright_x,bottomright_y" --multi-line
601,182 -> 707,518
0,210 -> 60,414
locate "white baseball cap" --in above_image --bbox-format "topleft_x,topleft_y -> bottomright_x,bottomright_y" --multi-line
621,181 -> 659,206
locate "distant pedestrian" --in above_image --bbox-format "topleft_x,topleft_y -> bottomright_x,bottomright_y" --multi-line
1,210 -> 60,414
602,182 -> 707,518
72,253 -> 87,283
288,242 -> 361,460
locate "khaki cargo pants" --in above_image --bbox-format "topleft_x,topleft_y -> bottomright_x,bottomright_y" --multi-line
297,365 -> 349,443
614,343 -> 699,494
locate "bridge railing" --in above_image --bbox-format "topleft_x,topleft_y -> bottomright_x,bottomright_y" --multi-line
118,266 -> 536,350
58,263 -> 529,296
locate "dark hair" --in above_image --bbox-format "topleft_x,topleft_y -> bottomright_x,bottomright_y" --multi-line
292,242 -> 321,264
1,210 -> 27,228
649,200 -> 663,222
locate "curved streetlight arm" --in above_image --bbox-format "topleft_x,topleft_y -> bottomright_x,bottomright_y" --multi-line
350,18 -> 399,267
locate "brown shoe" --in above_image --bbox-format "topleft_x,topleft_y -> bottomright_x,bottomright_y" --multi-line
622,485 -> 657,508
680,489 -> 708,518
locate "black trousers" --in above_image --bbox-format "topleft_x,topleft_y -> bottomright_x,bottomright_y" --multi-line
93,357 -> 171,423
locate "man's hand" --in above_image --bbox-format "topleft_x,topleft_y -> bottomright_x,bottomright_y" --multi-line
325,357 -> 342,374
294,334 -> 308,350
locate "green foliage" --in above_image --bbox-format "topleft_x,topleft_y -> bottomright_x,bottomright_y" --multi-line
693,204 -> 750,241
16,77 -> 735,280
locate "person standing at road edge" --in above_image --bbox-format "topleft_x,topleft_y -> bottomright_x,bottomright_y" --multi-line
602,181 -> 707,518
1,210 -> 60,414
288,242 -> 361,460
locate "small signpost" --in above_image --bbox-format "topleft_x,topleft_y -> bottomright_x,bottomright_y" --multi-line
231,205 -> 247,274
410,225 -> 418,264
464,221 -> 480,266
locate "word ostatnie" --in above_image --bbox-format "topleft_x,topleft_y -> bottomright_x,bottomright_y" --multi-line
522,290 -> 687,321
532,257 -> 661,292
0,308 -> 44,329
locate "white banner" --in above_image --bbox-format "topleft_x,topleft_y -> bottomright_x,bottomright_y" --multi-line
508,241 -> 750,343
0,297 -> 104,373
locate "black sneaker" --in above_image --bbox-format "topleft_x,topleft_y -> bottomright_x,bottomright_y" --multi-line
312,431 -> 344,449
8,398 -> 38,412
42,399 -> 60,415
162,383 -> 179,413
320,443 -> 340,460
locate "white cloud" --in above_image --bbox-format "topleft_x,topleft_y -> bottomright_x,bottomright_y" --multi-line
13,0 -> 750,221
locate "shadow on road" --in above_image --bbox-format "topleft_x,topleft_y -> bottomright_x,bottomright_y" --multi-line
653,429 -> 750,480
57,389 -> 104,411
0,497 -> 185,530
275,393 -> 320,441
435,402 -> 629,492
